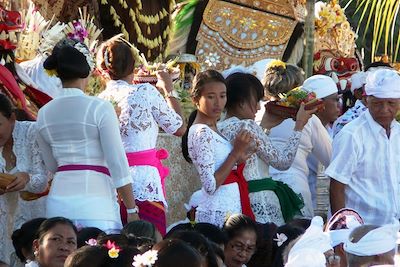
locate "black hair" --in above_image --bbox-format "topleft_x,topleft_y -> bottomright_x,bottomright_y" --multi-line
12,217 -> 46,262
0,93 -> 13,118
223,214 -> 258,243
65,245 -> 139,267
152,239 -> 203,267
43,38 -> 91,82
37,217 -> 78,243
77,227 -> 104,248
247,222 -> 278,267
270,224 -> 305,267
263,63 -> 304,96
121,220 -> 157,242
181,70 -> 226,163
225,72 -> 264,111
193,223 -> 228,246
166,230 -> 219,267
365,61 -> 392,71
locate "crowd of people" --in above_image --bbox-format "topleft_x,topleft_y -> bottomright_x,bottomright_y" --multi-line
1,5 -> 400,267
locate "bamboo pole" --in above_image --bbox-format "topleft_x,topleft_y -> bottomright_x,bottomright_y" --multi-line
303,0 -> 315,78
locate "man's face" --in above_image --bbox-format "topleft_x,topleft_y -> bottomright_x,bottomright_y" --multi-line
317,93 -> 341,124
367,96 -> 400,128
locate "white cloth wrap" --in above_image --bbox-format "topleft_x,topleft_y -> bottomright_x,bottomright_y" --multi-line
365,69 -> 400,98
344,224 -> 399,256
350,71 -> 367,93
288,216 -> 332,259
285,248 -> 326,267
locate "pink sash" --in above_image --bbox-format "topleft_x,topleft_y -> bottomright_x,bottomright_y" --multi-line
57,165 -> 110,176
126,148 -> 169,197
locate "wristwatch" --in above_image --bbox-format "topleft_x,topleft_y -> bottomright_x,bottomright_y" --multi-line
126,206 -> 139,214
165,90 -> 181,100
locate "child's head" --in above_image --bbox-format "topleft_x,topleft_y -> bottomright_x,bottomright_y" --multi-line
263,61 -> 304,97
96,35 -> 135,80
122,220 -> 162,243
151,239 -> 203,267
225,72 -> 265,119
77,227 -> 104,248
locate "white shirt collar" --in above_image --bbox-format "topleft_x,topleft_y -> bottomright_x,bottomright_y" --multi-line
57,88 -> 85,98
365,109 -> 399,137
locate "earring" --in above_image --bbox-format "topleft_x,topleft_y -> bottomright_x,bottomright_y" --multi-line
34,250 -> 38,256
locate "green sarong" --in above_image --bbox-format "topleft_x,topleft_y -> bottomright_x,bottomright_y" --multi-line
248,178 -> 304,222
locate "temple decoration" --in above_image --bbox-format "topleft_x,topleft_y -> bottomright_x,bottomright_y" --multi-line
195,0 -> 303,71
313,0 -> 360,93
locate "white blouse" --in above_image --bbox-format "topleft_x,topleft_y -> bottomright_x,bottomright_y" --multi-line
37,88 -> 132,231
269,115 -> 332,217
218,117 -> 301,225
0,121 -> 48,263
188,123 -> 241,227
98,80 -> 183,205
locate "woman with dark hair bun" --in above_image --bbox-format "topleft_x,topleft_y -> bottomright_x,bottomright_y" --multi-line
96,35 -> 186,236
11,217 -> 46,266
219,72 -> 315,225
37,39 -> 139,234
0,94 -> 48,263
30,217 -> 78,267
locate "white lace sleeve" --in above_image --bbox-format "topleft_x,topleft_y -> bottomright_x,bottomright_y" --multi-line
188,126 -> 217,195
25,123 -> 48,193
149,85 -> 183,134
245,120 -> 302,170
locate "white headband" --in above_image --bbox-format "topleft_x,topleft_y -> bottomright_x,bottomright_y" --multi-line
285,248 -> 326,267
365,69 -> 400,98
344,224 -> 399,256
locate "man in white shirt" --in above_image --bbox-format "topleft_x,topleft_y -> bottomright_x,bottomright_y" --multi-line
302,75 -> 340,211
326,68 -> 400,225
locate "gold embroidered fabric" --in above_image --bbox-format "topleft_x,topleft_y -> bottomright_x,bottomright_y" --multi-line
228,0 -> 296,19
196,0 -> 297,71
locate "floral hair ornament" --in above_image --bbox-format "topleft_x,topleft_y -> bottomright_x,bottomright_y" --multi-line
267,60 -> 286,70
105,240 -> 121,259
132,249 -> 158,267
74,42 -> 95,71
273,233 -> 288,247
85,238 -> 98,246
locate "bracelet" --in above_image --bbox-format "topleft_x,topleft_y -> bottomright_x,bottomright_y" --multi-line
165,90 -> 181,100
126,207 -> 139,214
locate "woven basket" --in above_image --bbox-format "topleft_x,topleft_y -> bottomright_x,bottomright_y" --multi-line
133,68 -> 180,85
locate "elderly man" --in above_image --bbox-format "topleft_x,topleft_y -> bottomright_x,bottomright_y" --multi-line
326,68 -> 400,225
344,224 -> 399,266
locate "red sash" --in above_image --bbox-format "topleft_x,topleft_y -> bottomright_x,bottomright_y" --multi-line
222,163 -> 255,220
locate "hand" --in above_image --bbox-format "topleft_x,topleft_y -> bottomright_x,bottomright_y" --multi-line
294,103 -> 318,131
155,70 -> 174,94
260,107 -> 289,130
127,213 -> 140,223
232,129 -> 257,163
6,172 -> 30,192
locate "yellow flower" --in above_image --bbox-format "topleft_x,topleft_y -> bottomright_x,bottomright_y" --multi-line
268,60 -> 286,69
45,68 -> 58,77
108,247 -> 120,258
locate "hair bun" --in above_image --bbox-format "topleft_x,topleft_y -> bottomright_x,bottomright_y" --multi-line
43,54 -> 58,70
55,45 -> 90,80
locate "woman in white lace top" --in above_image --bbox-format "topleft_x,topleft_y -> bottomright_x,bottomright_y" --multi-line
218,72 -> 315,226
182,70 -> 255,227
97,36 -> 186,235
0,94 -> 48,264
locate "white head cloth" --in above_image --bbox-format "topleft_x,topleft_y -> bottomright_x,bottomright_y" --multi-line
285,248 -> 326,267
365,69 -> 400,98
288,216 -> 333,260
344,224 -> 400,256
302,75 -> 338,98
350,71 -> 367,93
222,65 -> 252,79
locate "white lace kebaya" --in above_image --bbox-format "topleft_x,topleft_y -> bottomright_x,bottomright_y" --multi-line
0,121 -> 48,263
218,117 -> 301,225
98,80 -> 183,205
188,124 -> 241,227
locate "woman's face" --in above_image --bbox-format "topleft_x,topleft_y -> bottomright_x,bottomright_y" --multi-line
0,112 -> 15,147
34,223 -> 77,267
196,82 -> 227,120
224,230 -> 257,267
240,93 -> 261,120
